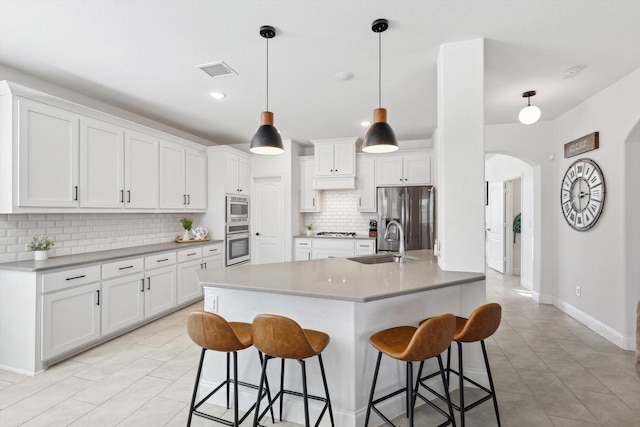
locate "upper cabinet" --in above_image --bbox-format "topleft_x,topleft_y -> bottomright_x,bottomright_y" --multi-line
299,156 -> 320,212
311,137 -> 358,190
376,150 -> 432,186
356,155 -> 376,212
17,99 -> 80,208
0,81 -> 207,213
159,141 -> 207,210
224,151 -> 251,196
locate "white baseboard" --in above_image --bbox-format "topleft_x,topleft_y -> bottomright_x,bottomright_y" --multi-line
553,297 -> 635,351
531,290 -> 553,304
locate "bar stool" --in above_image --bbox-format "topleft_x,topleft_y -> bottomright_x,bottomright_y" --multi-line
417,303 -> 502,427
364,313 -> 457,427
251,314 -> 334,427
186,311 -> 274,427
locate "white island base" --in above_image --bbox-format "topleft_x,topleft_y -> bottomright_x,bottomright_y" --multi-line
197,251 -> 486,426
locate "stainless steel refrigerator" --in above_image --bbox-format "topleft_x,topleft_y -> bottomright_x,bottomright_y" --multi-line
377,186 -> 435,252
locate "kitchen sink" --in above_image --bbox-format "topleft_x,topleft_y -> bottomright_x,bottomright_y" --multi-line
347,254 -> 420,264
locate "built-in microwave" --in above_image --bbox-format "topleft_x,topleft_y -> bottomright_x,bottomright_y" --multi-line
226,195 -> 249,223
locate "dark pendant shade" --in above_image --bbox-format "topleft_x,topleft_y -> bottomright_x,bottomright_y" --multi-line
250,111 -> 284,155
363,108 -> 398,153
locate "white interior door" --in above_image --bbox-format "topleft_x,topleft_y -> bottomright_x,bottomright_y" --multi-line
253,176 -> 284,264
487,181 -> 506,273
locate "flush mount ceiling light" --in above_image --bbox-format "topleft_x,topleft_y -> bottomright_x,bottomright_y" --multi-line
250,25 -> 284,155
362,18 -> 398,154
210,92 -> 225,100
518,90 -> 541,125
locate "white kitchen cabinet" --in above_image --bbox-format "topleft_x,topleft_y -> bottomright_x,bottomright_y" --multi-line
101,272 -> 145,335
224,152 -> 251,195
18,98 -> 80,208
294,238 -> 312,261
356,156 -> 376,212
80,117 -> 125,208
312,138 -> 356,177
201,243 -> 223,270
177,247 -> 204,305
159,141 -> 207,210
299,156 -> 320,212
376,151 -> 431,186
41,282 -> 101,361
124,130 -> 158,209
354,240 -> 376,256
144,265 -> 177,318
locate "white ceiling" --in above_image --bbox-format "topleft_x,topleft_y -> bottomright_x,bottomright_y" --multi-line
1,0 -> 640,146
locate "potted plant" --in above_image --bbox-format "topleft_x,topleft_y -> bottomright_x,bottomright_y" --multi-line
180,217 -> 193,241
305,224 -> 314,236
26,236 -> 54,260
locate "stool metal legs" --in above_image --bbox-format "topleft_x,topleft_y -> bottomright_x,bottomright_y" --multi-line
365,351 -> 456,427
253,354 -> 334,427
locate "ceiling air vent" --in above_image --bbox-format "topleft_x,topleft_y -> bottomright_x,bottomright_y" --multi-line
197,61 -> 238,78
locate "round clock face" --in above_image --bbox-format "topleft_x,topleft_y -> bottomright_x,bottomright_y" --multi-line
560,158 -> 605,231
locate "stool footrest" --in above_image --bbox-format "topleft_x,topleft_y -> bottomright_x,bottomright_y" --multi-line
192,378 -> 271,425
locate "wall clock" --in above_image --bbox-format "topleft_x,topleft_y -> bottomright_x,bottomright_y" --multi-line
560,158 -> 605,231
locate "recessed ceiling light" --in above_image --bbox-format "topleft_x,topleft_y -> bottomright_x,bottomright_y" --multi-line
561,66 -> 583,79
335,71 -> 355,81
210,92 -> 226,99
361,120 -> 371,127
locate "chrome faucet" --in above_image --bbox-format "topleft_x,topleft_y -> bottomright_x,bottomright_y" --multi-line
384,219 -> 405,261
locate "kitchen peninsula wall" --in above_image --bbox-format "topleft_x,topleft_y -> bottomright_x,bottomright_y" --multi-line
302,190 -> 374,235
0,212 -> 204,263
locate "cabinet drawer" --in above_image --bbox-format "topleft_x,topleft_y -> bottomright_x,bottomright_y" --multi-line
102,257 -> 144,280
41,265 -> 101,294
295,238 -> 312,248
312,238 -> 354,250
355,240 -> 375,251
201,244 -> 222,257
145,252 -> 177,270
178,247 -> 202,263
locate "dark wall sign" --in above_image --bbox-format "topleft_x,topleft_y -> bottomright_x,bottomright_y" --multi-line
564,132 -> 599,158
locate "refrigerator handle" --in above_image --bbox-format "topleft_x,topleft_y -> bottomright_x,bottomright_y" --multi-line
402,187 -> 408,248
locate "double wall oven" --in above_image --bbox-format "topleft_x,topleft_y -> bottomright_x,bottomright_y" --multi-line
226,196 -> 250,266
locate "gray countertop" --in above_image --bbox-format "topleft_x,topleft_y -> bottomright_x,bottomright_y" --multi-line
0,240 -> 224,272
198,249 -> 484,302
293,234 -> 375,239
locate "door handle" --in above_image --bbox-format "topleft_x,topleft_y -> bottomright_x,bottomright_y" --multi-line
120,189 -> 124,203
187,194 -> 190,205
147,277 -> 151,290
73,186 -> 78,201
127,190 -> 131,203
255,232 -> 260,236
96,290 -> 100,306
140,279 -> 145,292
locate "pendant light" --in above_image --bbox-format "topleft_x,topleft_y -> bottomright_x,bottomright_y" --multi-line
518,90 -> 541,125
363,18 -> 398,154
250,25 -> 284,155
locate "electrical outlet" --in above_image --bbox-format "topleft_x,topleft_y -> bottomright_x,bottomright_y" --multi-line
575,286 -> 581,297
205,294 -> 219,313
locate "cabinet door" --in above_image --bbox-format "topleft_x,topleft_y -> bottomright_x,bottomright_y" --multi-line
237,156 -> 251,195
357,156 -> 376,212
311,248 -> 353,260
186,149 -> 207,209
224,154 -> 239,195
159,141 -> 186,209
202,254 -> 222,270
18,99 -> 79,207
80,117 -> 125,208
145,266 -> 176,318
404,152 -> 431,185
177,259 -> 203,305
294,248 -> 311,261
376,156 -> 405,186
41,282 -> 101,361
124,130 -> 158,209
333,141 -> 355,176
299,157 -> 319,212
314,144 -> 335,177
101,273 -> 145,335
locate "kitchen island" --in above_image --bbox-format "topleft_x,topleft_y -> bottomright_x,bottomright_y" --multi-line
196,250 -> 486,426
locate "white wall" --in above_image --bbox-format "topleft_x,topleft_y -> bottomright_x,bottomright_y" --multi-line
485,155 -> 532,289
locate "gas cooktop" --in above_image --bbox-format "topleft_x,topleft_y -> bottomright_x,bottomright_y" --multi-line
316,232 -> 357,237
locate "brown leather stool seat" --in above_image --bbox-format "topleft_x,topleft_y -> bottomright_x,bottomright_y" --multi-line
251,314 -> 334,427
364,313 -> 456,427
417,303 -> 502,427
186,311 -> 273,427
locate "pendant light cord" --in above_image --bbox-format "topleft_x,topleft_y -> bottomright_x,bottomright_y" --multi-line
266,36 -> 269,112
378,31 -> 382,108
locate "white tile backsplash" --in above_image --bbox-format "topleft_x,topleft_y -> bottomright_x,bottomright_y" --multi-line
0,213 -> 204,263
303,190 -> 375,234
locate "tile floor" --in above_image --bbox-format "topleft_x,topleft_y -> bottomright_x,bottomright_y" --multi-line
1,269 -> 639,426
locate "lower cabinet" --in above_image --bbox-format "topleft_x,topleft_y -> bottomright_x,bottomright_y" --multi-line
101,272 -> 145,336
41,282 -> 101,361
144,265 -> 177,318
294,237 -> 376,261
177,258 -> 203,305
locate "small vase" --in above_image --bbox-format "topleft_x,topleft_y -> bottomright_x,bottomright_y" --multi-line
34,250 -> 48,261
306,230 -> 313,236
182,230 -> 191,241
